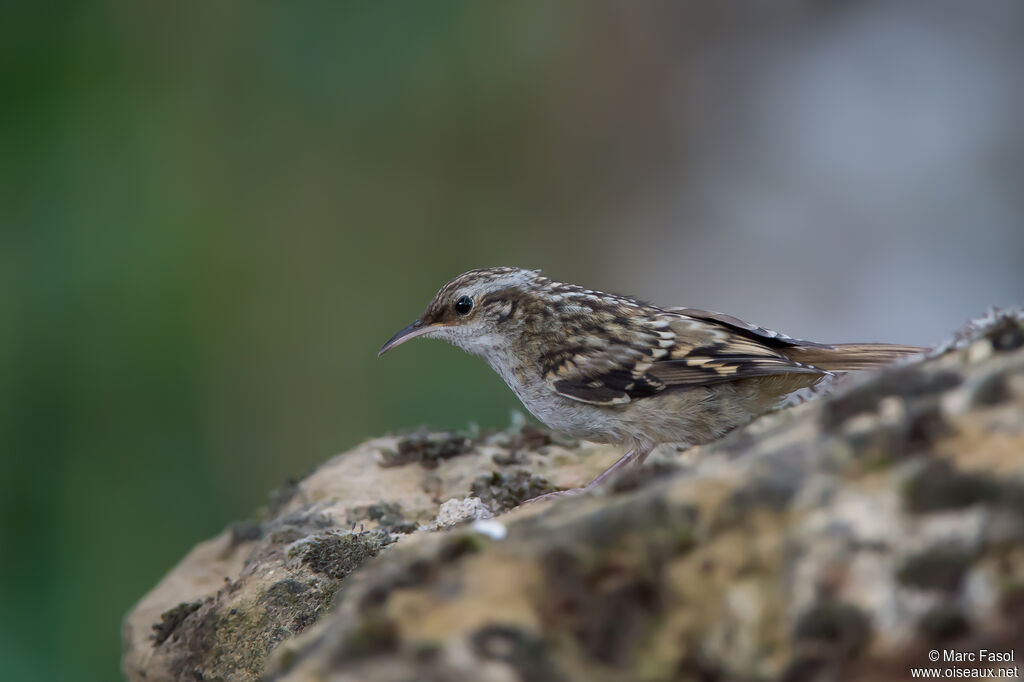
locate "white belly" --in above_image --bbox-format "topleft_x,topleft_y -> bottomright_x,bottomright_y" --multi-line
488,358 -> 628,444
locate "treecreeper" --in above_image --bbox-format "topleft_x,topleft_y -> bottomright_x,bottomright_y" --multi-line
379,267 -> 925,501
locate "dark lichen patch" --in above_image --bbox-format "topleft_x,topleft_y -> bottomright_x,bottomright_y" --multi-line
608,461 -> 680,495
996,583 -> 1024,639
919,604 -> 969,641
348,502 -> 419,534
228,520 -> 263,548
674,653 -> 725,682
904,401 -> 952,451
265,475 -> 302,517
897,545 -> 974,592
793,601 -> 872,655
781,654 -> 839,682
172,578 -> 340,681
903,460 -> 1002,513
260,579 -> 309,606
964,370 -> 1010,407
533,498 -> 696,662
175,607 -> 242,679
266,525 -> 309,546
265,512 -> 337,545
471,624 -> 563,682
411,641 -> 441,663
275,643 -> 301,674
537,494 -> 696,562
357,556 -> 440,612
727,452 -> 806,511
439,532 -> 487,562
822,368 -> 961,430
997,483 -> 1024,518
354,536 -> 484,612
259,578 -> 338,638
338,610 -> 400,660
492,450 -> 528,466
152,601 -> 202,645
299,531 -> 395,580
378,429 -> 477,468
987,316 -> 1024,352
539,545 -> 663,667
471,470 -> 561,511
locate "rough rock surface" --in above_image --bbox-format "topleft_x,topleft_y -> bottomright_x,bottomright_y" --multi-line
123,312 -> 1024,682
122,416 -> 605,681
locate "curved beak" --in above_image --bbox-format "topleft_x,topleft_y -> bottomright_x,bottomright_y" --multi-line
377,320 -> 435,357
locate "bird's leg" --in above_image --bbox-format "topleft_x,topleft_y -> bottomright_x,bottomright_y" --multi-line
585,443 -> 653,488
519,443 -> 654,505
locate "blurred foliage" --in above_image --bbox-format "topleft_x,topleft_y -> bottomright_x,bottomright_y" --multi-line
0,3 -> 619,679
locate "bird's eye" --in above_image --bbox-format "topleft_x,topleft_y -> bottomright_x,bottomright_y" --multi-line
455,295 -> 474,315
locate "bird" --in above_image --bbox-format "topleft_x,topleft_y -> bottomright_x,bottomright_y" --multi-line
378,267 -> 925,501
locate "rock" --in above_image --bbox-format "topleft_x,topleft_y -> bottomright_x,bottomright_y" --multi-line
123,310 -> 1024,682
122,418 -> 615,681
430,497 -> 493,530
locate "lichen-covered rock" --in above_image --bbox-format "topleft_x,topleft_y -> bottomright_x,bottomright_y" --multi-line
124,311 -> 1024,682
122,415 -> 615,681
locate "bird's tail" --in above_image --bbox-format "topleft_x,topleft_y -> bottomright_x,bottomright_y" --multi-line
785,343 -> 927,371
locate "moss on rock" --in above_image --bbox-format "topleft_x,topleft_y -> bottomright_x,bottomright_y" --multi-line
471,470 -> 561,511
294,530 -> 395,580
151,601 -> 202,646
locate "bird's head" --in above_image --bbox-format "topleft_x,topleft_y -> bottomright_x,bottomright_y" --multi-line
378,267 -> 544,358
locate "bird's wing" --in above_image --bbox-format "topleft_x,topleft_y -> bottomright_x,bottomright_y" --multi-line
541,311 -> 826,406
661,307 -> 833,349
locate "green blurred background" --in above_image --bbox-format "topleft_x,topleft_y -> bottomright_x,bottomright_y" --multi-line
2,2 -> 1022,680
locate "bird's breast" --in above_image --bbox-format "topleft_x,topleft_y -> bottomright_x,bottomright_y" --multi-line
484,355 -> 626,444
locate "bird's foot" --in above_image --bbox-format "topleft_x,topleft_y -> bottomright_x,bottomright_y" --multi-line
517,445 -> 655,506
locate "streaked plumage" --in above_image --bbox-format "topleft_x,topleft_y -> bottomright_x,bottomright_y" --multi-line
379,267 -> 925,497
